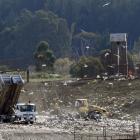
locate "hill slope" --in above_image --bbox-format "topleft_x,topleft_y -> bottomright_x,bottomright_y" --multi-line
19,79 -> 140,120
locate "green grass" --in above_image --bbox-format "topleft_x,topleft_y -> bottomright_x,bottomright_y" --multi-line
23,72 -> 70,82
2,70 -> 71,82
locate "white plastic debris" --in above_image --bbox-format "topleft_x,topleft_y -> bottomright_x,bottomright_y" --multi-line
21,89 -> 25,93
108,82 -> 113,86
84,75 -> 87,78
63,81 -> 67,86
96,75 -> 101,79
44,82 -> 48,86
128,83 -> 132,86
28,92 -> 34,95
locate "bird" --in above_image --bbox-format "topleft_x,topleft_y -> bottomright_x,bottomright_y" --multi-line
63,81 -> 67,86
102,2 -> 111,7
86,46 -> 90,49
104,52 -> 109,57
107,65 -> 114,68
122,45 -> 126,49
84,64 -> 88,68
42,64 -> 46,67
80,29 -> 87,33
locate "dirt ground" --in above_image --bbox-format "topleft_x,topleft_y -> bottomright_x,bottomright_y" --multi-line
0,115 -> 137,140
19,78 -> 140,119
1,78 -> 140,140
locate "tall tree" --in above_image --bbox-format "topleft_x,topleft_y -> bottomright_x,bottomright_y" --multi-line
34,41 -> 55,71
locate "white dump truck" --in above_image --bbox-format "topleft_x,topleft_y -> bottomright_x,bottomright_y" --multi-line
14,102 -> 37,124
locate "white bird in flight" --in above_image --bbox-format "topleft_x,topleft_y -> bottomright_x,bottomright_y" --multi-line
107,65 -> 114,68
104,52 -> 109,57
80,29 -> 86,33
86,46 -> 90,49
84,64 -> 88,68
102,2 -> 111,7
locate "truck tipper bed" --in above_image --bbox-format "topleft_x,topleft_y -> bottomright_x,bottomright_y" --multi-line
0,74 -> 24,121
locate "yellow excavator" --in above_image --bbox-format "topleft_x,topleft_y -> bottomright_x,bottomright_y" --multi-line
75,99 -> 110,120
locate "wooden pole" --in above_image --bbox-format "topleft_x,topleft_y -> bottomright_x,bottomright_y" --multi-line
27,69 -> 29,83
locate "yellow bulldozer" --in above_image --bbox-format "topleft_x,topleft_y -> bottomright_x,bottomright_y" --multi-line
75,99 -> 110,121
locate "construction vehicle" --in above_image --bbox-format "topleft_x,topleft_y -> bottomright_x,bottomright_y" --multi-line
0,74 -> 24,122
75,99 -> 109,121
14,102 -> 37,124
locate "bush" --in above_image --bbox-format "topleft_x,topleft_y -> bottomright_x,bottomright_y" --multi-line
70,56 -> 104,78
0,65 -> 10,72
54,58 -> 73,75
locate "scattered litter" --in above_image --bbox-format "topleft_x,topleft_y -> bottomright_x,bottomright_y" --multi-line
128,83 -> 132,86
63,81 -> 67,86
108,82 -> 113,87
96,75 -> 101,79
21,89 -> 25,93
28,92 -> 34,95
44,82 -> 48,86
84,75 -> 87,78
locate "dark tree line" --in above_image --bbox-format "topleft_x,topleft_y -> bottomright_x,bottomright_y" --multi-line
0,0 -> 139,68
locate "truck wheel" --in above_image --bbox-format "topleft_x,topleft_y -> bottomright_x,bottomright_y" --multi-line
30,121 -> 34,124
88,111 -> 95,119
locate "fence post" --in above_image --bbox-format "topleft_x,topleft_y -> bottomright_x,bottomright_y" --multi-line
74,126 -> 76,140
139,124 -> 140,136
26,68 -> 29,83
88,127 -> 91,140
81,134 -> 82,140
103,126 -> 107,140
133,123 -> 136,139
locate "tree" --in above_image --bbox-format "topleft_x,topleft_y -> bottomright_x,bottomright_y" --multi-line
133,37 -> 140,53
1,0 -> 140,69
34,41 -> 55,71
100,49 -> 112,74
54,57 -> 73,75
127,52 -> 134,73
72,32 -> 103,59
70,56 -> 104,78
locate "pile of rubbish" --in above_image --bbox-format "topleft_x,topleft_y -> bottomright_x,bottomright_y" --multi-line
35,111 -> 137,136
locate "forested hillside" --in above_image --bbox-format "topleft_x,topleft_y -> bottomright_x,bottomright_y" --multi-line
0,0 -> 140,68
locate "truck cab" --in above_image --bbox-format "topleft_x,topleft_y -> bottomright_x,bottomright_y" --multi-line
75,99 -> 89,117
15,103 -> 37,124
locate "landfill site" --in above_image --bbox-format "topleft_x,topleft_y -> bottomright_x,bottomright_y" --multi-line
0,77 -> 139,140
0,33 -> 140,140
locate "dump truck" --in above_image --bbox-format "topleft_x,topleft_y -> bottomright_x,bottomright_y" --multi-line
0,74 -> 24,122
14,102 -> 37,124
75,99 -> 110,121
